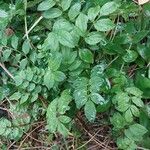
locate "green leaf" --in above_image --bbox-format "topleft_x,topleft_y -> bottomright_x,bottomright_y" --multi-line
90,93 -> 105,105
30,93 -> 38,102
43,32 -> 59,51
46,90 -> 71,136
94,19 -> 115,32
122,50 -> 138,63
10,92 -> 21,100
130,105 -> 139,117
0,87 -> 3,101
84,100 -> 96,122
68,60 -> 81,71
117,137 -> 137,150
0,10 -> 8,18
42,8 -> 62,19
85,32 -> 104,45
22,81 -> 29,89
74,89 -> 88,109
89,64 -> 106,93
57,90 -> 72,114
56,30 -> 75,48
20,93 -> 29,104
11,35 -> 19,49
112,92 -> 130,105
61,47 -> 77,65
91,64 -> 106,75
20,58 -> 28,69
60,0 -> 72,11
73,77 -> 88,90
53,18 -> 73,32
57,122 -> 69,137
135,74 -> 150,98
75,13 -> 88,33
88,6 -> 100,21
48,52 -> 62,71
100,1 -> 120,16
110,113 -> 126,129
133,31 -> 149,44
144,3 -> 150,16
26,68 -> 34,81
47,99 -> 58,133
131,96 -> 144,107
28,83 -> 36,92
22,40 -> 30,55
2,49 -> 11,62
0,119 -> 11,136
125,124 -> 148,142
97,99 -> 111,113
79,49 -> 93,63
117,101 -> 130,112
137,44 -> 150,62
140,110 -> 150,132
89,76 -> 104,93
68,2 -> 81,20
43,69 -> 55,89
37,0 -> 56,11
54,71 -> 66,82
70,27 -> 81,44
0,120 -> 6,135
59,115 -> 71,124
14,76 -> 23,86
125,87 -> 143,97
125,109 -> 133,123
29,52 -> 37,63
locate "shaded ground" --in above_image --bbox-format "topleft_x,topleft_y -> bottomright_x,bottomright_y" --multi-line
2,112 -> 116,150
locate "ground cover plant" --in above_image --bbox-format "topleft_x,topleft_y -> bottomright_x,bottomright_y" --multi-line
0,0 -> 150,149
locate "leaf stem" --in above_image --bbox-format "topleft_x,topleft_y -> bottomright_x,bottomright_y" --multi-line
23,16 -> 43,39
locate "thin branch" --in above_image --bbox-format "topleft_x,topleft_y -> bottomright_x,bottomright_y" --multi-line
137,146 -> 150,150
76,129 -> 102,150
76,116 -> 115,150
23,16 -> 43,39
0,107 -> 15,120
24,0 -> 29,40
17,123 -> 44,150
83,128 -> 114,150
0,62 -> 14,80
7,141 -> 16,150
105,56 -> 119,69
17,146 -> 52,150
23,131 -> 49,145
147,62 -> 150,67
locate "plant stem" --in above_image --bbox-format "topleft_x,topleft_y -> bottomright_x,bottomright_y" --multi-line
23,16 -> 43,39
0,62 -> 14,80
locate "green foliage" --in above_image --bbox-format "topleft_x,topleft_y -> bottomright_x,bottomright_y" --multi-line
111,86 -> 148,149
73,63 -> 110,122
94,18 -> 115,32
0,0 -> 150,149
46,90 -> 72,136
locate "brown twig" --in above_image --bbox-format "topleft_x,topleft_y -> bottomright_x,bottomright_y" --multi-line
128,65 -> 138,78
76,115 -> 115,150
17,146 -> 52,150
23,131 -> 49,145
76,129 -> 103,149
83,127 -> 114,150
17,122 -> 44,150
7,141 -> 16,150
